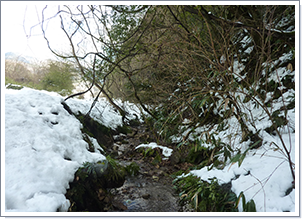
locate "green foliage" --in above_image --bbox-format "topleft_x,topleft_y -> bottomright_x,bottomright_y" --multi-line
230,140 -> 261,167
76,163 -> 92,181
171,169 -> 189,179
173,175 -> 238,212
124,162 -> 140,176
185,131 -> 233,170
138,147 -> 163,165
77,160 -> 109,180
148,108 -> 183,143
116,124 -> 132,134
105,155 -> 126,183
236,191 -> 256,212
108,5 -> 149,45
141,147 -> 156,157
187,141 -> 211,165
265,110 -> 289,136
50,6 -> 295,210
66,158 -> 123,212
79,161 -> 98,180
77,157 -> 126,189
41,61 -> 75,96
152,153 -> 162,165
5,59 -> 43,89
82,162 -> 97,176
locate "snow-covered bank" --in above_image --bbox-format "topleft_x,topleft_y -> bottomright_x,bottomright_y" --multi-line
4,88 -> 119,212
66,95 -> 144,130
175,77 -> 297,212
189,132 -> 296,212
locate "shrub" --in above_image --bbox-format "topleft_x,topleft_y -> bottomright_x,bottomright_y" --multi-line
173,175 -> 238,212
41,61 -> 75,95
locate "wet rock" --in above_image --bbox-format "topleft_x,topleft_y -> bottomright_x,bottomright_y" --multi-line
112,200 -> 128,211
117,145 -> 125,153
113,175 -> 181,212
113,143 -> 120,151
170,151 -> 181,165
142,194 -> 151,199
152,175 -> 159,182
113,133 -> 127,141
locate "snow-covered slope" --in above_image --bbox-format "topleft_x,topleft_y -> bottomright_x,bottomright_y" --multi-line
175,66 -> 297,213
4,88 -> 115,212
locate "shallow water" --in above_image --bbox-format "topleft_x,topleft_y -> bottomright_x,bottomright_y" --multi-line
110,125 -> 193,212
112,174 -> 180,212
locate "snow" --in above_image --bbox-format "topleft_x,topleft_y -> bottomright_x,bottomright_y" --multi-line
135,142 -> 173,158
174,65 -> 297,213
189,134 -> 296,212
175,107 -> 297,212
3,61 -> 297,214
183,115 -> 296,212
66,97 -> 143,130
4,88 -> 109,212
4,86 -> 147,214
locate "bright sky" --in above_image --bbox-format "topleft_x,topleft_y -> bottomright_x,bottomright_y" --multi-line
1,2 -> 74,61
1,1 -> 299,62
1,2 -> 116,62
2,3 -> 50,60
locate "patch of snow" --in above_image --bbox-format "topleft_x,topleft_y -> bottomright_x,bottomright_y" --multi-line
135,142 -> 173,158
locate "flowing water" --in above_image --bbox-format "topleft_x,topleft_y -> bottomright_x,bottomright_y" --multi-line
109,125 -> 193,212
112,173 -> 180,212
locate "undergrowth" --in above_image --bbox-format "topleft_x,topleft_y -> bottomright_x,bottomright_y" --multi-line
173,174 -> 256,212
173,175 -> 238,212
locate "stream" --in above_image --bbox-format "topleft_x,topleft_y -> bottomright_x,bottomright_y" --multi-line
111,170 -> 180,212
108,124 -> 194,212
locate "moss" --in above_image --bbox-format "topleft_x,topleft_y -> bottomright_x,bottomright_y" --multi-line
66,159 -> 126,212
82,134 -> 95,152
75,113 -> 114,150
77,114 -> 112,136
116,124 -> 132,134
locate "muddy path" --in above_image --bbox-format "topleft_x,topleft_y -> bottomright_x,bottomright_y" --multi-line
108,124 -> 194,212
